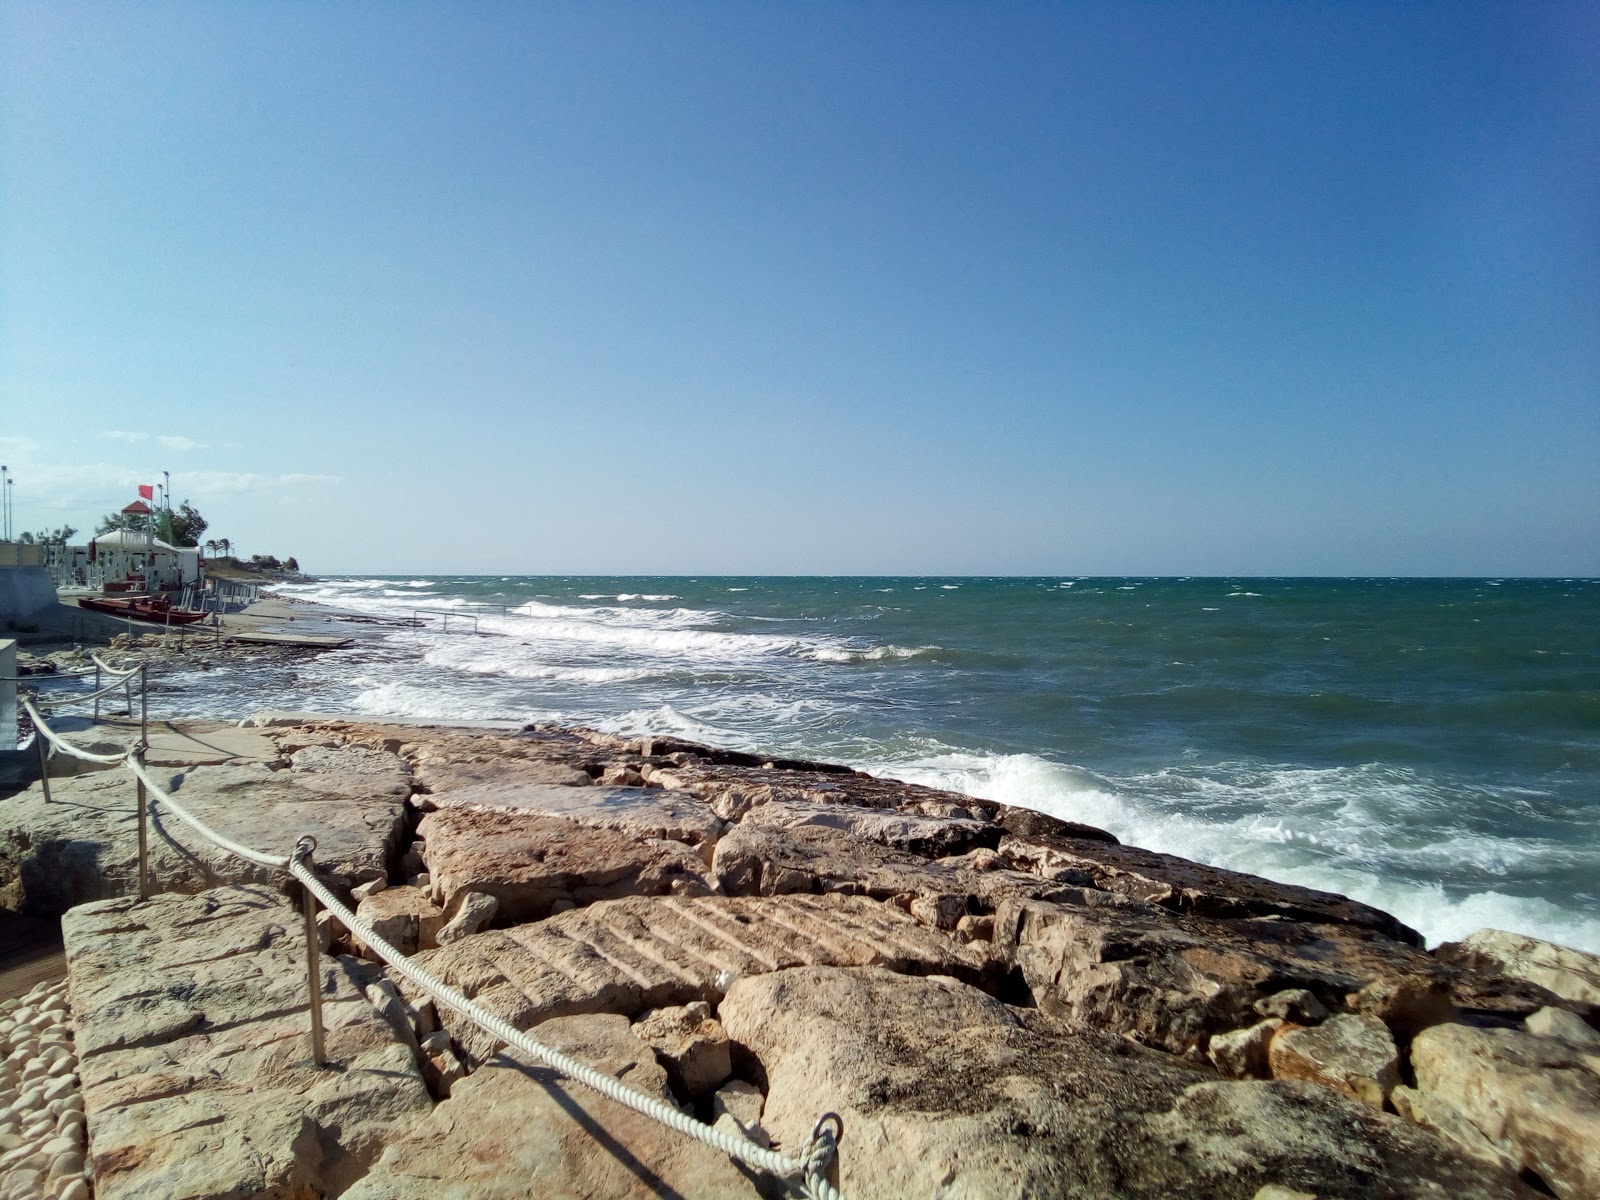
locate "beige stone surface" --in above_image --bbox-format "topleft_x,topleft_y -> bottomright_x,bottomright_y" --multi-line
1410,1021 -> 1600,1200
404,892 -> 990,1065
720,965 -> 1534,1200
0,755 -> 408,916
1208,1018 -> 1284,1079
418,808 -> 712,924
354,885 -> 445,957
425,780 -> 725,846
630,1001 -> 731,1102
63,885 -> 432,1200
342,1013 -> 762,1200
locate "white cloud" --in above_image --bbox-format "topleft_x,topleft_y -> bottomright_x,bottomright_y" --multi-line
102,431 -> 207,452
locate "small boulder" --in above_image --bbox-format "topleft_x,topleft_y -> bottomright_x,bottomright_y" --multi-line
435,891 -> 497,945
630,1001 -> 732,1103
1268,1014 -> 1399,1108
1410,1021 -> 1600,1200
1254,989 -> 1328,1025
1209,1018 -> 1284,1079
355,886 -> 446,958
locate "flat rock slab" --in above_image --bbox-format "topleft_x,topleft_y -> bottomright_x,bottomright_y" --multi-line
0,756 -> 409,915
64,885 -> 432,1200
417,808 -> 712,924
143,720 -> 282,767
721,965 -> 1539,1200
425,781 -> 724,846
406,892 -> 992,1065
344,1012 -> 762,1199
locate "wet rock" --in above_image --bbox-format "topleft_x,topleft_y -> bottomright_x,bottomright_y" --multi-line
342,1013 -> 762,1199
997,834 -> 1420,938
1268,1015 -> 1400,1109
740,797 -> 997,857
1409,1021 -> 1600,1200
418,808 -> 712,923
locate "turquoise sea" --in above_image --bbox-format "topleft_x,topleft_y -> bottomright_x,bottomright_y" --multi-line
159,576 -> 1600,953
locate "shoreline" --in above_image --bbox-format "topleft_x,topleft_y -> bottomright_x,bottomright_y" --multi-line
1,707 -> 1596,1196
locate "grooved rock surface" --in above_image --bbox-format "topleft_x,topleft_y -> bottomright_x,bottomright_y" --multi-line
403,893 -> 991,1065
63,885 -> 432,1200
342,1012 -> 762,1199
417,808 -> 712,924
0,756 -> 408,916
1409,1021 -> 1600,1200
719,965 -> 1536,1200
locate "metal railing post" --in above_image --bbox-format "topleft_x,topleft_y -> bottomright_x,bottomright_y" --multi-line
139,664 -> 149,745
294,837 -> 327,1067
34,728 -> 52,804
136,769 -> 149,901
93,660 -> 102,722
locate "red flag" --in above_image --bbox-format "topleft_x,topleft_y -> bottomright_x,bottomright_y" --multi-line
138,484 -> 154,500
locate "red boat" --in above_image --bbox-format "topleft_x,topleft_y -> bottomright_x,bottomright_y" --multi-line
79,595 -> 211,626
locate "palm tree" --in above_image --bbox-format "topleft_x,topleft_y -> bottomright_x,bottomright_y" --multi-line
219,537 -> 232,559
205,539 -> 219,558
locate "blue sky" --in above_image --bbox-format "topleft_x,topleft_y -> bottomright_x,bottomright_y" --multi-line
2,2 -> 1596,575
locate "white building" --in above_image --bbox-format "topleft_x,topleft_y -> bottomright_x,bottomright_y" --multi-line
53,528 -> 200,591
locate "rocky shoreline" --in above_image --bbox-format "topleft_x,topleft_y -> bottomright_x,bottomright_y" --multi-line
0,713 -> 1595,1198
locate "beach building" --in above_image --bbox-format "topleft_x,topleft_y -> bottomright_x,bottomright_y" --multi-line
53,527 -> 200,591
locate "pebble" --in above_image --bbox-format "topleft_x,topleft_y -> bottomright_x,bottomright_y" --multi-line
0,983 -> 82,1200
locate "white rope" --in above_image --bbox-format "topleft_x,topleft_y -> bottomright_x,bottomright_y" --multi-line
128,754 -> 290,871
21,699 -> 135,764
89,654 -> 143,679
288,852 -> 845,1200
22,689 -> 849,1196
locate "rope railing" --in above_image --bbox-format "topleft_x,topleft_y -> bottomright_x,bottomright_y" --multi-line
19,678 -> 849,1199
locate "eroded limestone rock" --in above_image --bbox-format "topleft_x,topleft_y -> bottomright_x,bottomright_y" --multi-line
1409,1021 -> 1600,1200
720,965 -> 1535,1199
418,807 -> 712,923
342,1013 -> 762,1199
1435,929 -> 1600,1012
402,892 -> 990,1065
630,1001 -> 732,1102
